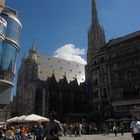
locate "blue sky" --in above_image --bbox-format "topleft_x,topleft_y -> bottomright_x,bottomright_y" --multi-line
5,0 -> 140,97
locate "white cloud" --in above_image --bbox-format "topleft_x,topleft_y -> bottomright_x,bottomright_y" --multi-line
54,44 -> 87,64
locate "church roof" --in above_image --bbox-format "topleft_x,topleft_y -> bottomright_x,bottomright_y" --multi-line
35,54 -> 85,84
108,30 -> 140,47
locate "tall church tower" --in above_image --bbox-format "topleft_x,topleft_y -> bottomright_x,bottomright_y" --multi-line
87,0 -> 106,66
85,0 -> 106,102
29,42 -> 37,61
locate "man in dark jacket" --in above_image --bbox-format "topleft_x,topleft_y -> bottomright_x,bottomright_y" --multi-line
44,111 -> 63,140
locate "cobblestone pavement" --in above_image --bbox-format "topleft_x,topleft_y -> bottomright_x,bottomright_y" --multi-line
60,133 -> 133,140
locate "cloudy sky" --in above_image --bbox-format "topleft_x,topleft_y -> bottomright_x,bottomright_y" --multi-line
5,0 -> 140,97
54,44 -> 86,64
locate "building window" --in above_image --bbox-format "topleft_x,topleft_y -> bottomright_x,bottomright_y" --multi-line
95,69 -> 98,74
126,47 -> 134,54
136,46 -> 140,50
95,90 -> 99,98
103,88 -> 107,98
101,57 -> 104,62
112,53 -> 117,58
132,71 -> 136,77
102,76 -> 107,83
114,64 -> 118,70
93,60 -> 96,65
102,66 -> 105,73
93,78 -> 98,86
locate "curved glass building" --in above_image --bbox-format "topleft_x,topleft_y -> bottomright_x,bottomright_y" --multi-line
0,6 -> 22,93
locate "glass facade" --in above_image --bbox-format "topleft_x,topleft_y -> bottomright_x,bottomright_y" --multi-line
2,14 -> 21,45
0,6 -> 22,89
0,18 -> 6,37
0,38 -> 2,61
1,41 -> 17,72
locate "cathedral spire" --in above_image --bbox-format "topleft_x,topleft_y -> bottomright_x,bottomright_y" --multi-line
29,41 -> 37,60
86,0 -> 106,80
22,53 -> 26,62
87,0 -> 106,60
92,0 -> 99,25
31,41 -> 36,51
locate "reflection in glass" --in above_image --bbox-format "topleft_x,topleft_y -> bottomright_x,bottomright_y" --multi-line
0,7 -> 22,84
1,14 -> 22,44
0,21 -> 6,36
0,41 -> 17,82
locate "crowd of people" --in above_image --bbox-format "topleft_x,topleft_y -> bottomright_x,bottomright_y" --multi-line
0,111 -> 64,140
61,121 -> 127,137
0,125 -> 31,140
0,112 -> 140,140
0,121 -> 128,139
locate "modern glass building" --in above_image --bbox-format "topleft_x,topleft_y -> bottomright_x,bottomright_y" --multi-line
0,6 -> 22,91
0,3 -> 22,119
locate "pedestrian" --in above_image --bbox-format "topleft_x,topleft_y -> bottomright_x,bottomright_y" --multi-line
130,116 -> 140,140
43,111 -> 63,140
34,122 -> 44,140
62,123 -> 67,136
79,123 -> 82,136
74,123 -> 79,137
119,122 -> 124,136
0,131 -> 3,140
4,130 -> 15,140
68,123 -> 73,136
113,123 -> 117,136
14,128 -> 22,140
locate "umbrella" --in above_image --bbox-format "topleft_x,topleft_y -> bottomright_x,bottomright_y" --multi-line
105,118 -> 116,122
0,122 -> 6,125
24,114 -> 49,122
17,115 -> 27,122
7,116 -> 19,123
119,117 -> 131,121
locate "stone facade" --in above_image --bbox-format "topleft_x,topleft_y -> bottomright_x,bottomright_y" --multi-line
12,46 -> 86,118
87,0 -> 140,120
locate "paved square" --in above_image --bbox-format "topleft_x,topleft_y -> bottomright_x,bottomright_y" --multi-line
60,133 -> 132,140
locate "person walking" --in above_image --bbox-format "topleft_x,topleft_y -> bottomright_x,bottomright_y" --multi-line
113,123 -> 118,136
43,111 -> 63,140
34,122 -> 44,140
119,122 -> 124,136
130,116 -> 140,140
0,131 -> 4,140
